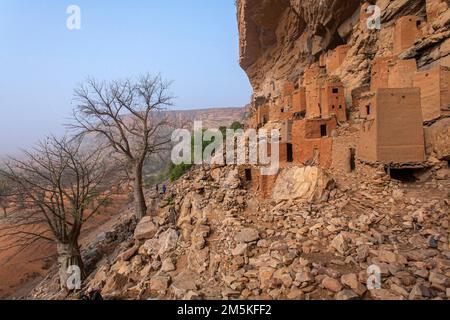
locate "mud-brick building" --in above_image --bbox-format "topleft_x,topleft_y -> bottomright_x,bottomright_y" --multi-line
292,87 -> 307,115
238,164 -> 282,197
358,88 -> 426,164
304,65 -> 325,119
371,57 -> 417,90
326,45 -> 350,74
256,103 -> 269,128
393,15 -> 423,55
413,66 -> 450,122
320,81 -> 347,122
292,118 -> 337,168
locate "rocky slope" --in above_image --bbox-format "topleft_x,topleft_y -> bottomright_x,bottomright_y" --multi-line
29,163 -> 450,300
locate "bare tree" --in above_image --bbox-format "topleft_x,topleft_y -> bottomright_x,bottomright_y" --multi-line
71,74 -> 174,220
0,136 -> 112,290
0,178 -> 11,217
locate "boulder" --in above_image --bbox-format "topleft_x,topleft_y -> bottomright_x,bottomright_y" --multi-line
331,233 -> 348,255
259,267 -> 276,289
341,273 -> 366,296
231,243 -> 248,256
161,258 -> 176,272
149,276 -> 170,292
429,272 -> 449,286
336,289 -> 359,300
235,228 -> 260,243
371,289 -> 404,300
322,276 -> 343,293
134,216 -> 158,240
272,166 -> 334,203
158,228 -> 179,256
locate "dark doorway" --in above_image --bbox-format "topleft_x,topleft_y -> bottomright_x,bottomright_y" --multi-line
366,105 -> 371,116
245,169 -> 252,182
350,148 -> 356,172
287,144 -> 293,162
320,124 -> 327,137
387,168 -> 418,182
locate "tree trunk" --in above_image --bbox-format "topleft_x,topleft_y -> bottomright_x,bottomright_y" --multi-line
57,241 -> 85,291
133,161 -> 147,220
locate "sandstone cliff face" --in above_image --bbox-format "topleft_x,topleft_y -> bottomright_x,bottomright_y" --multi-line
237,0 -> 449,97
238,0 -> 360,95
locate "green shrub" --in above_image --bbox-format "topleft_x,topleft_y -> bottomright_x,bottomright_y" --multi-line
230,121 -> 243,131
169,163 -> 193,182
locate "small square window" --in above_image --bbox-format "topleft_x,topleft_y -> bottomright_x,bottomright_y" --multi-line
332,88 -> 339,94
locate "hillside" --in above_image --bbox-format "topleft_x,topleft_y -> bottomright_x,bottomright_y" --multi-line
3,0 -> 450,301
0,106 -> 246,299
165,107 -> 246,129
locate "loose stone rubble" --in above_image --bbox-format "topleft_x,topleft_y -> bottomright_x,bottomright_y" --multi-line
29,162 -> 449,300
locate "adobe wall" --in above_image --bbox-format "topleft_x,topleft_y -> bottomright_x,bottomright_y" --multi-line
331,131 -> 360,175
326,45 -> 350,74
280,120 -> 293,143
371,57 -> 394,91
413,65 -> 450,121
354,92 -> 375,119
376,88 -> 426,163
303,118 -> 337,139
358,117 -> 377,162
257,104 -> 270,126
321,82 -> 347,122
238,166 -> 284,198
304,65 -> 324,119
387,59 -> 417,88
270,97 -> 292,122
246,113 -> 257,130
303,65 -> 322,84
371,57 -> 417,90
306,83 -> 322,119
238,165 -> 260,192
393,16 -> 422,55
267,142 -> 291,166
279,142 -> 290,166
283,81 -> 295,96
292,87 -> 307,113
260,173 -> 279,198
291,119 -> 336,168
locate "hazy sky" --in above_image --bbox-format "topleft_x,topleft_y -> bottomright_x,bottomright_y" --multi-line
0,0 -> 252,155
